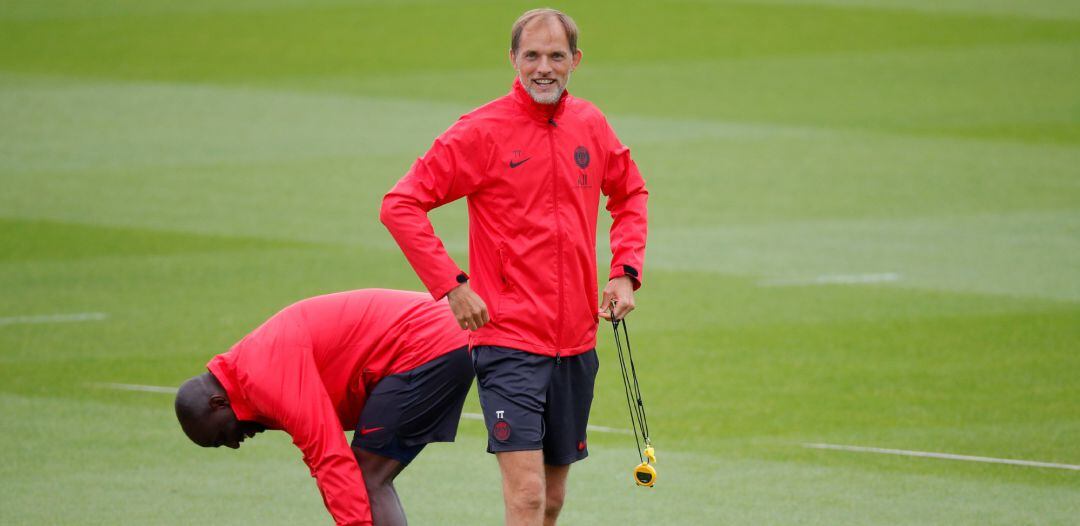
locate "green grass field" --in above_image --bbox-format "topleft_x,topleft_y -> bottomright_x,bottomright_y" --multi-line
2,0 -> 1078,523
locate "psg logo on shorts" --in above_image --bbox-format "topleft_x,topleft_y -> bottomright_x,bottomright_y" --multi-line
493,420 -> 512,441
573,146 -> 590,169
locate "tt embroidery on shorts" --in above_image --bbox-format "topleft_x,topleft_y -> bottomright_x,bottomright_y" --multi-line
493,410 -> 512,441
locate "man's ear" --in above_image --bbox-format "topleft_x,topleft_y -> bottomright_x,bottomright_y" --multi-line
572,48 -> 583,70
509,48 -> 518,71
209,394 -> 229,410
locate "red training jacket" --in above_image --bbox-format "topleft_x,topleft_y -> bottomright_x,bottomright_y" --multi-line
206,289 -> 468,526
381,79 -> 648,357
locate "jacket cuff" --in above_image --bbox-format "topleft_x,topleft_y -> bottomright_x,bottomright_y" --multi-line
430,271 -> 469,300
608,265 -> 641,290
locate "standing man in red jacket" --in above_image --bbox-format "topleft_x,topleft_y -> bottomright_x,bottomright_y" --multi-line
174,289 -> 473,526
381,8 -> 648,525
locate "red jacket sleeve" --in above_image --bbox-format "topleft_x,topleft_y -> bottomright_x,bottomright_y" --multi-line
380,119 -> 490,300
600,119 -> 649,289
238,323 -> 372,526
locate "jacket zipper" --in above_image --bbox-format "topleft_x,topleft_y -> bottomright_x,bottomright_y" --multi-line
548,116 -> 563,353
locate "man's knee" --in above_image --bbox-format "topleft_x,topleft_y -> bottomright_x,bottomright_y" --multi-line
505,470 -> 540,505
497,450 -> 547,517
544,464 -> 569,517
353,446 -> 400,489
544,491 -> 564,517
365,473 -> 393,492
506,471 -> 545,511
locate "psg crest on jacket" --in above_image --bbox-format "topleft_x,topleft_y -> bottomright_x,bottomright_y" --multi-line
573,146 -> 590,169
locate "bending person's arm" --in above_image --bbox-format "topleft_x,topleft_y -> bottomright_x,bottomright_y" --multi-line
240,335 -> 372,525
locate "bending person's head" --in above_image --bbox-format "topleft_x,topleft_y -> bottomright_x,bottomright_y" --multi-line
174,372 -> 263,449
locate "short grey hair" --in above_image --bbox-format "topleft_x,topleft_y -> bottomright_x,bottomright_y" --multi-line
511,8 -> 579,56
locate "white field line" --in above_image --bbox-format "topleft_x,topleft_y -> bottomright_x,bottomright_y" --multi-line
760,273 -> 901,287
92,382 -> 178,394
803,442 -> 1080,471
91,384 -> 635,436
0,312 -> 107,326
584,423 -> 635,436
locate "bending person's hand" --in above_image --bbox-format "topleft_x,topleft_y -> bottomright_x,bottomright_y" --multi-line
598,276 -> 636,321
447,283 -> 489,331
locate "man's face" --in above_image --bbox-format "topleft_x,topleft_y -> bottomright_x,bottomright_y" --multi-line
187,395 -> 266,449
511,17 -> 582,105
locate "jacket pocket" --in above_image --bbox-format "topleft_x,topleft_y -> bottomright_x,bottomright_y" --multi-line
493,244 -> 512,322
496,244 -> 511,292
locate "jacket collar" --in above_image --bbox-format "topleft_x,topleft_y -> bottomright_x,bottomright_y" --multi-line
511,77 -> 569,124
207,354 -> 258,423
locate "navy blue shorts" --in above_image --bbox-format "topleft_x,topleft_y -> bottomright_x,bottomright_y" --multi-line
351,346 -> 474,465
473,346 -> 599,465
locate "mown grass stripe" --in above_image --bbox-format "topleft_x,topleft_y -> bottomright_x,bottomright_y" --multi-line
760,273 -> 902,286
0,312 -> 107,326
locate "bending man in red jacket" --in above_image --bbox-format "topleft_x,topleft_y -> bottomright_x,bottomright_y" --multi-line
174,289 -> 472,526
381,8 -> 648,525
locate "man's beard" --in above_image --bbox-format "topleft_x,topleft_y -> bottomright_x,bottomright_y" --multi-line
526,73 -> 571,105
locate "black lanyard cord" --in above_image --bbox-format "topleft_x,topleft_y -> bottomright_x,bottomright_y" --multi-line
612,314 -> 650,461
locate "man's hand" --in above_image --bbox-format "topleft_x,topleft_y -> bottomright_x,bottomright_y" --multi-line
447,282 -> 489,331
598,276 -> 636,321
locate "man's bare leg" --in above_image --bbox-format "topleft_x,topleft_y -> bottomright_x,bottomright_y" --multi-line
496,450 -> 546,526
543,464 -> 570,526
354,446 -> 408,526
